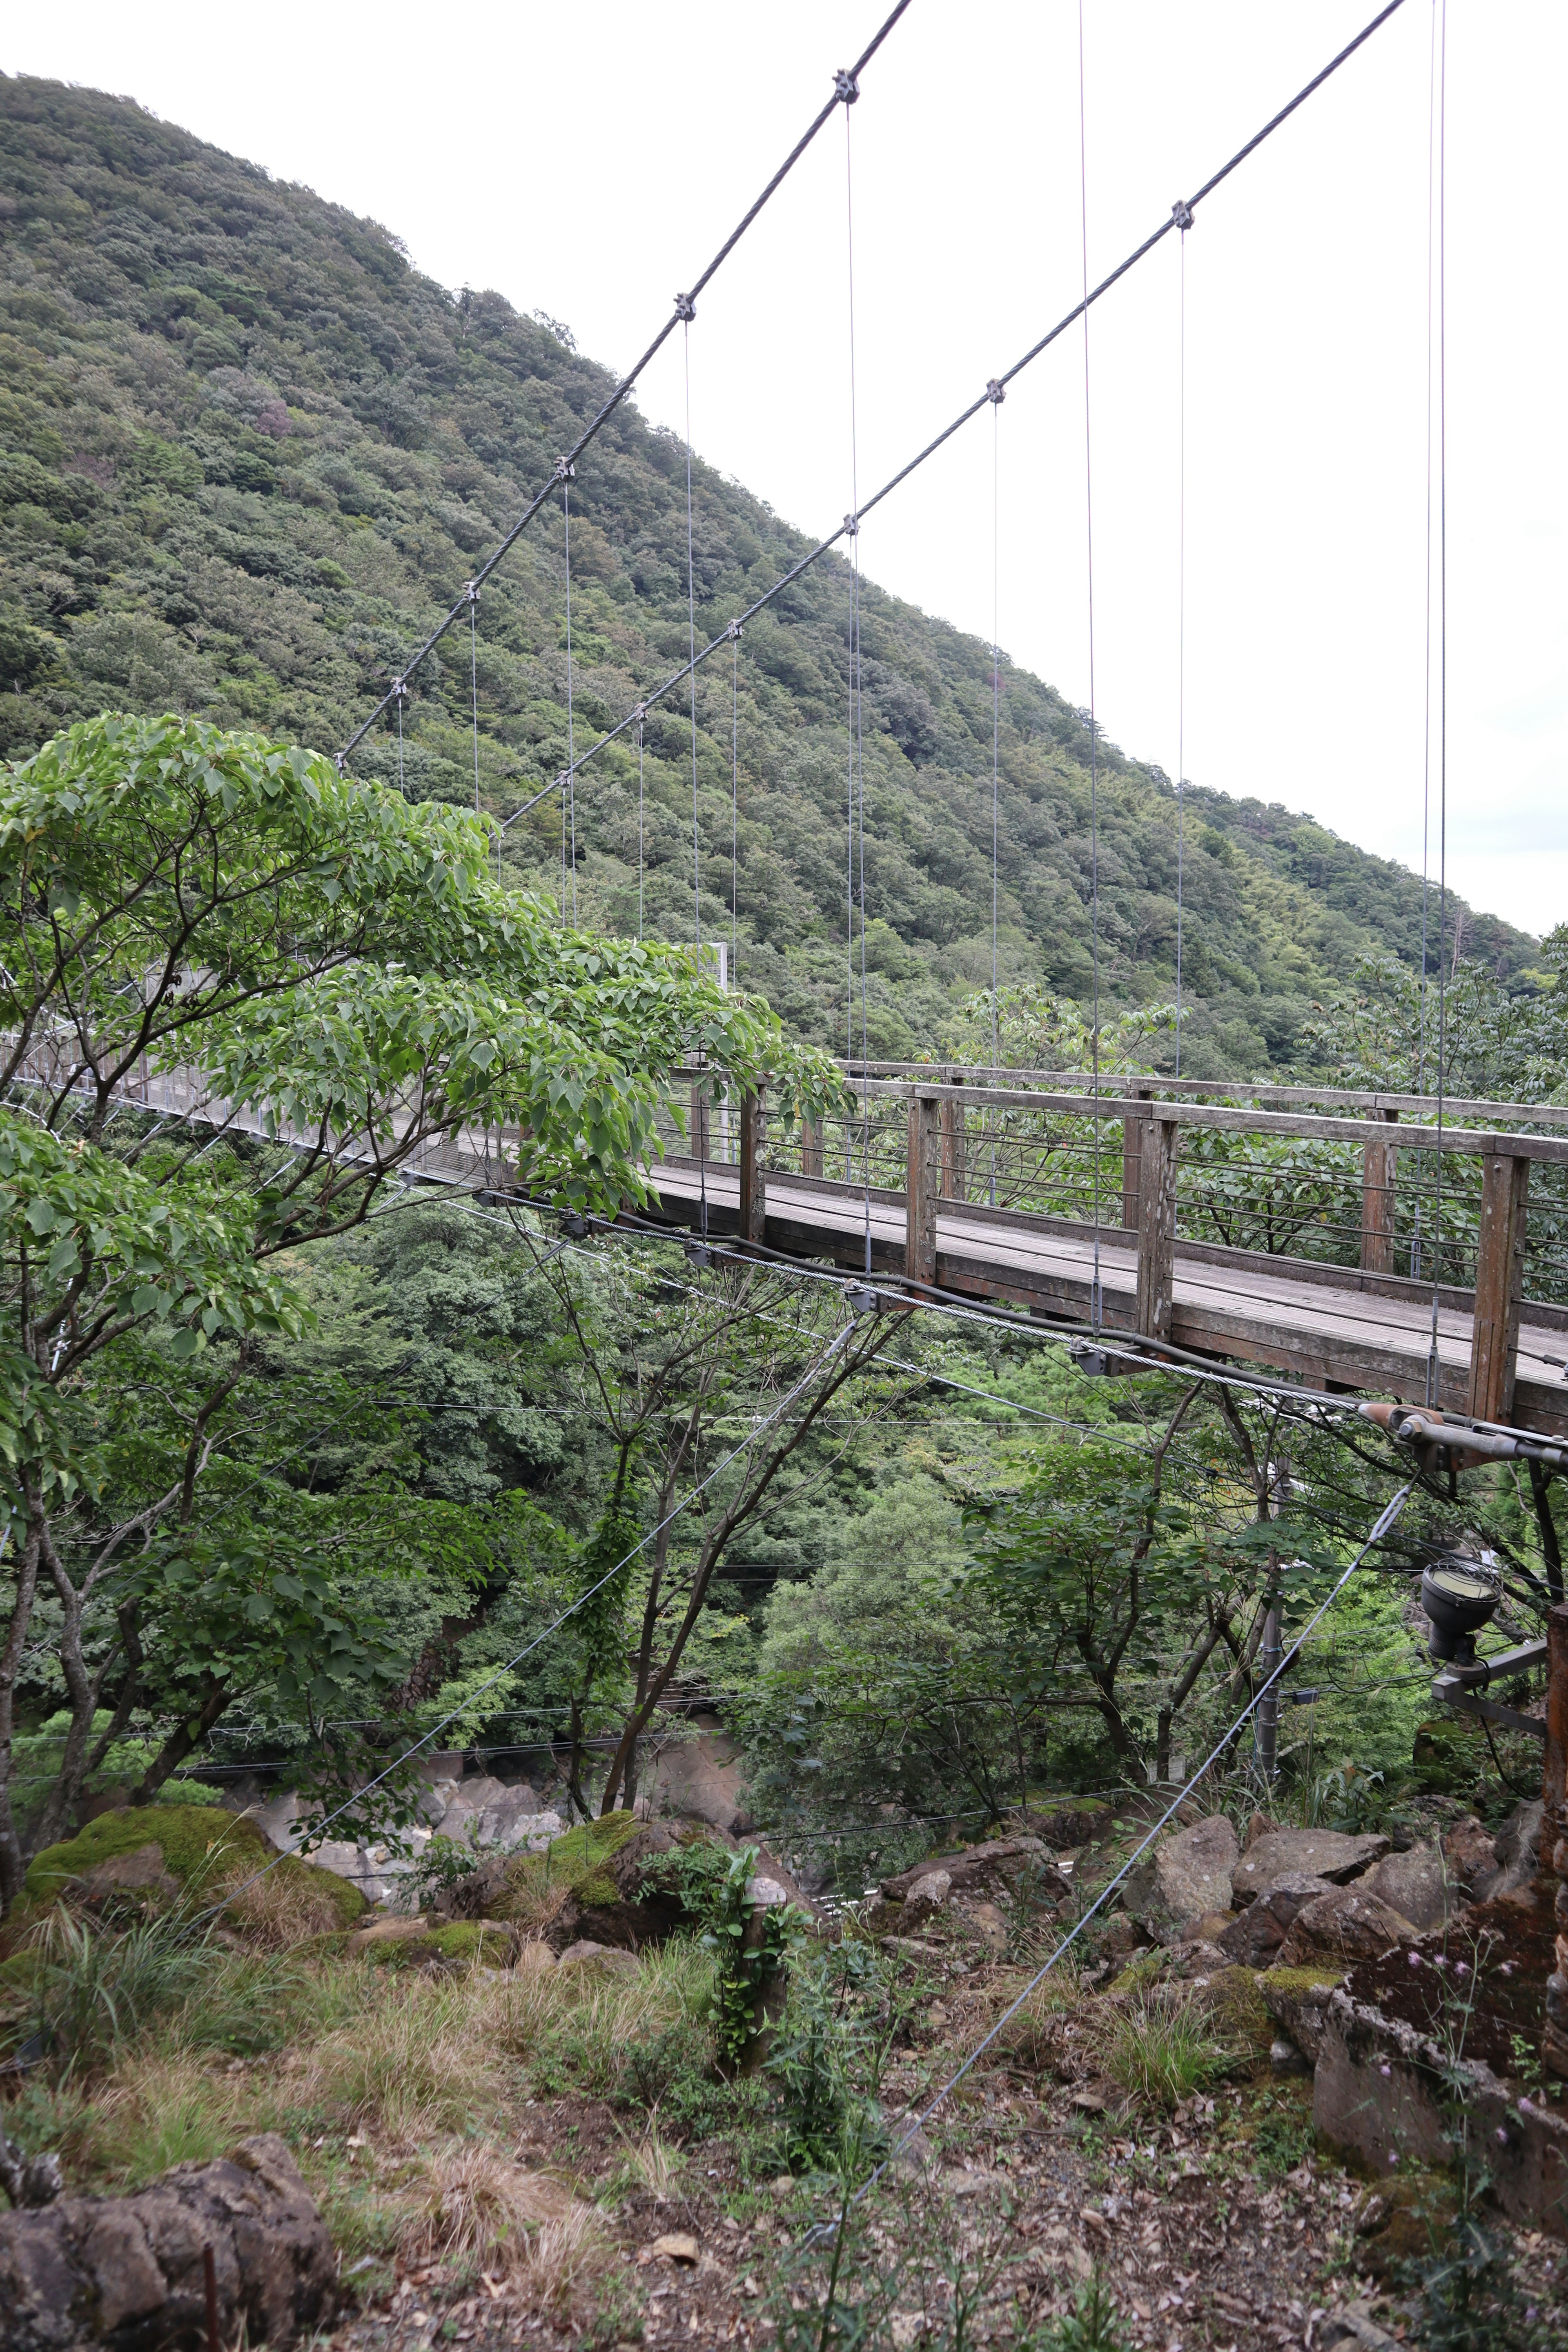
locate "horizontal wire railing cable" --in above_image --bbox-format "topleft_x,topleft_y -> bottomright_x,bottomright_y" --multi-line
337,0 -> 913,768
177,1323 -> 855,1934
497,0 -> 1409,837
820,1479 -> 1414,2221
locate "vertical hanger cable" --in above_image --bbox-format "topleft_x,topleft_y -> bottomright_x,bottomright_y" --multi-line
1078,0 -> 1103,1327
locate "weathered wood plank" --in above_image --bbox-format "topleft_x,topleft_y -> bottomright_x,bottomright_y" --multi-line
1469,1152 -> 1530,1423
1361,1108 -> 1399,1275
906,1092 -> 941,1286
738,1089 -> 766,1244
1136,1117 -> 1179,1341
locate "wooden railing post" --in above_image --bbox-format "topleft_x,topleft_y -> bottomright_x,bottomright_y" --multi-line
738,1088 -> 766,1243
1135,1115 -> 1179,1343
689,1082 -> 710,1165
1122,1084 -> 1152,1231
906,1091 -> 941,1287
940,1096 -> 967,1200
1361,1106 -> 1399,1272
1469,1149 -> 1529,1423
800,1114 -> 824,1179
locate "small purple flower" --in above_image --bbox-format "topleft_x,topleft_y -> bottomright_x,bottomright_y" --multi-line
1380,2065 -> 1392,2078
1454,1961 -> 1469,1976
1519,2098 -> 1535,2114
1408,1952 -> 1422,1968
1432,1954 -> 1448,1969
1388,2152 -> 1399,2166
1500,1962 -> 1514,1976
1496,2128 -> 1508,2143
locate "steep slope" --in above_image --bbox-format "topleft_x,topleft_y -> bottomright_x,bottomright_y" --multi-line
0,76 -> 1534,1074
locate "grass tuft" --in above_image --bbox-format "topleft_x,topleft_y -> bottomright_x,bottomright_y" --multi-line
1096,1987 -> 1236,2110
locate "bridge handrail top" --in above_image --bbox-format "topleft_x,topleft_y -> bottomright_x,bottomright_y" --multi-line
831,1062 -> 1568,1131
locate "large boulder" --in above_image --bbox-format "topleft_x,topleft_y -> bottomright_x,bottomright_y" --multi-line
1216,1873 -> 1335,1968
1230,1829 -> 1389,1906
1361,1844 -> 1454,1934
1120,1815 -> 1239,1940
1440,1815 -> 1503,1902
19,1808 -> 363,1937
1275,1886 -> 1415,1971
880,1837 -> 1056,1902
0,2134 -> 333,2349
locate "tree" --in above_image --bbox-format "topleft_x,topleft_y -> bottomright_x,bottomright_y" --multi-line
0,712 -> 836,1910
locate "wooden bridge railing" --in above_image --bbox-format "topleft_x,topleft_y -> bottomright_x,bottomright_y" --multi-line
658,1066 -> 1568,1430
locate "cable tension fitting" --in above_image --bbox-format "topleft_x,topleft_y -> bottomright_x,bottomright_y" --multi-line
674,292 -> 696,322
987,379 -> 1006,405
554,459 -> 577,483
835,68 -> 860,104
843,512 -> 859,538
1171,198 -> 1195,231
463,580 -> 479,606
726,620 -> 743,642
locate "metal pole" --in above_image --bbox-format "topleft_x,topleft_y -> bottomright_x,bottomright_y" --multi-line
1256,1603 -> 1283,1782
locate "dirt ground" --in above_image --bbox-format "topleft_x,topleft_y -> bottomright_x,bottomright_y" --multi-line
321,1943 -> 1567,2352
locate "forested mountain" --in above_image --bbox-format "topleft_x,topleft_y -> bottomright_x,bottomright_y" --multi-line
0,75 -> 1537,1075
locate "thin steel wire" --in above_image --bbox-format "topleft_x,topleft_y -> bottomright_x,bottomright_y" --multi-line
1414,0 -> 1438,1282
1175,219 -> 1187,1079
1078,0 -> 1103,1330
637,713 -> 645,940
847,102 -> 871,1275
183,1323 -> 855,1936
1427,0 -> 1448,1398
497,0 -> 1412,842
684,321 -> 701,957
468,590 -> 480,818
990,396 -> 1000,1205
824,1483 -> 1414,2216
563,481 -> 578,921
731,630 -> 739,985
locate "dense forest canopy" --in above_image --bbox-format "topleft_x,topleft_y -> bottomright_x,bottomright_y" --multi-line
0,74 -> 1542,1078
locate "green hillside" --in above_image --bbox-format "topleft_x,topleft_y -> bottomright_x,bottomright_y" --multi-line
0,75 -> 1535,1075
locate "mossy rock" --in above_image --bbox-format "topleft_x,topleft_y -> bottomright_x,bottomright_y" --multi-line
1107,1950 -> 1169,1996
491,1810 -> 641,1920
1194,1964 -> 1274,2058
21,1805 -> 365,1929
364,1922 -> 509,1970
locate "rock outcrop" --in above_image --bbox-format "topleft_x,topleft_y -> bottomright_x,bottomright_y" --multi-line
1216,1873 -> 1334,1968
1120,1815 -> 1239,1940
1274,1886 -> 1414,1971
1229,1830 -> 1389,1906
0,2134 -> 333,2350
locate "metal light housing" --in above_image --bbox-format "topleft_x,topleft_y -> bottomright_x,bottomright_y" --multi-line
1420,1558 -> 1500,1663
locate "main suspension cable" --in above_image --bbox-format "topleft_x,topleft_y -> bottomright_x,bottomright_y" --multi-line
495,0 -> 1413,891
1174,205 -> 1189,1079
336,0 -> 915,769
826,1480 -> 1413,2216
183,1322 -> 857,1936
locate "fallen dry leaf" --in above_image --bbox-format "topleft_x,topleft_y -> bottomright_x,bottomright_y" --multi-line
649,2232 -> 700,2265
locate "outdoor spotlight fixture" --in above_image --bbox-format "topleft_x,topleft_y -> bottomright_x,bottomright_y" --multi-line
1420,1556 -> 1500,1664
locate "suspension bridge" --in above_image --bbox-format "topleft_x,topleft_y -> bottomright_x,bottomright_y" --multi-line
132,0 -> 1568,1452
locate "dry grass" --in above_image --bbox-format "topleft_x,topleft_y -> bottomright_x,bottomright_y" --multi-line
523,2204 -> 612,2309
608,2122 -> 686,2200
219,1863 -> 346,1948
401,2144 -> 577,2274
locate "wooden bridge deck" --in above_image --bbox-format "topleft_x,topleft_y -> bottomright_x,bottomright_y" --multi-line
642,1157 -> 1568,1438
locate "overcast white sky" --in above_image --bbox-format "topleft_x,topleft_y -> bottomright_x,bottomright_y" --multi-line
10,2 -> 1566,942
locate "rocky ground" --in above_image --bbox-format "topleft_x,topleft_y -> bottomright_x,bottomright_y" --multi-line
4,1792 -> 1567,2351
